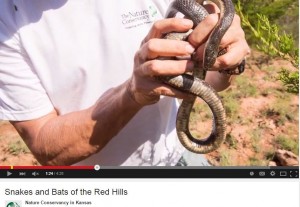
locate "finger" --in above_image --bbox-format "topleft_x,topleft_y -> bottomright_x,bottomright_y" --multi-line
218,15 -> 244,48
219,30 -> 243,49
142,18 -> 193,44
203,2 -> 220,13
154,84 -> 195,100
136,59 -> 194,77
192,38 -> 250,70
213,41 -> 251,70
192,23 -> 243,62
188,14 -> 219,47
191,14 -> 247,62
141,80 -> 195,100
138,38 -> 195,60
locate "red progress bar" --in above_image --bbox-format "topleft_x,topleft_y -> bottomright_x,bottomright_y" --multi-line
0,166 -> 11,169
0,166 -> 94,170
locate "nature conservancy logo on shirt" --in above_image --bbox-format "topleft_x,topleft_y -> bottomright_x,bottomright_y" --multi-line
121,5 -> 159,29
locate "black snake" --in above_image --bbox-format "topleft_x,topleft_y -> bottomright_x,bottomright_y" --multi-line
158,0 -> 244,153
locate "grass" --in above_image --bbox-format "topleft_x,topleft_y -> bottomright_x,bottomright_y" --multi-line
262,73 -> 276,82
219,89 -> 240,122
218,75 -> 259,123
225,134 -> 238,149
191,75 -> 260,126
189,99 -> 213,138
190,99 -> 212,123
275,135 -> 299,154
219,151 -> 233,166
249,156 -> 268,166
250,128 -> 263,153
260,92 -> 296,125
234,75 -> 258,97
264,150 -> 276,161
8,140 -> 30,155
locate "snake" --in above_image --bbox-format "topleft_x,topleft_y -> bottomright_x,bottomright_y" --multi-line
157,0 -> 242,154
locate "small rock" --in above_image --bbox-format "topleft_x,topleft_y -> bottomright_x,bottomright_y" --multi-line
268,161 -> 277,166
266,120 -> 277,129
273,149 -> 299,166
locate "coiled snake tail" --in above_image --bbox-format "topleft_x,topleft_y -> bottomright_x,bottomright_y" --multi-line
159,0 -> 236,153
162,74 -> 226,153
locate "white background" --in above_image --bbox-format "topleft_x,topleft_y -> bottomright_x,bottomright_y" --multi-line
1,179 -> 299,207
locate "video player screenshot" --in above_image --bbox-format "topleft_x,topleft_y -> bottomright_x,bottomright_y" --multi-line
1,0 -> 299,206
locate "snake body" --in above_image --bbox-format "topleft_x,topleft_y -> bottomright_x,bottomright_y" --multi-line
159,0 -> 236,153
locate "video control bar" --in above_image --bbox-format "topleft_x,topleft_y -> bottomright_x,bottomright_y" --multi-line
1,166 -> 298,179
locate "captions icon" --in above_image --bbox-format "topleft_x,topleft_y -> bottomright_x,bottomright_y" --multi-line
259,171 -> 265,176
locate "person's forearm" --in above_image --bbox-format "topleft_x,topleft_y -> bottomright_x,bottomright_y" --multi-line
31,81 -> 142,165
205,71 -> 233,92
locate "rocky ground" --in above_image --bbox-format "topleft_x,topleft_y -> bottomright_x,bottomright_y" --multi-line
0,50 -> 298,166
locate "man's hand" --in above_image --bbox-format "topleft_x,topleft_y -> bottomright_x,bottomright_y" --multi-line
127,18 -> 196,106
188,3 -> 251,91
189,3 -> 250,71
128,3 -> 250,100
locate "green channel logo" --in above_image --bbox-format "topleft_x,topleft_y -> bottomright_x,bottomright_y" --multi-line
6,202 -> 21,207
